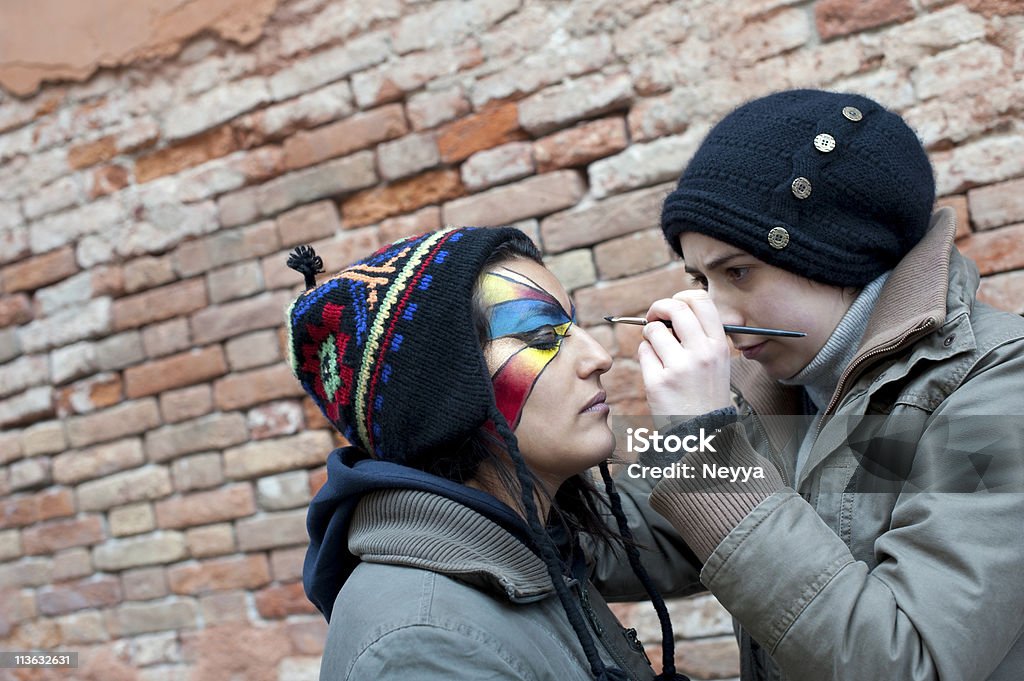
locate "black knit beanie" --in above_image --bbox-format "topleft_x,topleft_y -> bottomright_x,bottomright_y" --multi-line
661,89 -> 935,287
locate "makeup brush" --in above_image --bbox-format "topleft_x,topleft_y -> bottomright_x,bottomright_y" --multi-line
603,316 -> 805,338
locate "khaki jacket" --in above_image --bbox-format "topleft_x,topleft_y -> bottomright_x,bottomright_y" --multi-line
632,207 -> 1024,680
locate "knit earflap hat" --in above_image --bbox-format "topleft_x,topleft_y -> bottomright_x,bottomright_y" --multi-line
284,226 -> 532,465
661,89 -> 935,287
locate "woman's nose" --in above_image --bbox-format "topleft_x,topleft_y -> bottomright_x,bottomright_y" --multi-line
575,327 -> 613,377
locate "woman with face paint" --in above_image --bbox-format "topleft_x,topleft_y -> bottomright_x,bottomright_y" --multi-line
285,227 -> 697,681
638,89 -> 1024,681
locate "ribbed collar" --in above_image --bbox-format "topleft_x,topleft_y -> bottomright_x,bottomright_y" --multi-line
347,488 -> 554,602
780,271 -> 889,411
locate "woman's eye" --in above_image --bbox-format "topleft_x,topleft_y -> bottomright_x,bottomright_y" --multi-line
689,274 -> 708,290
523,326 -> 562,350
726,267 -> 749,283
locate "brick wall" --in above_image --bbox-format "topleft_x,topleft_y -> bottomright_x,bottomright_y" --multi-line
2,1 -> 1023,679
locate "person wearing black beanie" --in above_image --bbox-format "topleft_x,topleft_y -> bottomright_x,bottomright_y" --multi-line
286,226 -> 696,681
640,89 -> 1024,680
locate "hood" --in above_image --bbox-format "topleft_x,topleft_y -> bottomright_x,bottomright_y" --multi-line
303,446 -> 536,621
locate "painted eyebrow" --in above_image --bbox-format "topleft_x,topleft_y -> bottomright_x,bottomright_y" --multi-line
684,251 -> 747,275
493,266 -> 572,317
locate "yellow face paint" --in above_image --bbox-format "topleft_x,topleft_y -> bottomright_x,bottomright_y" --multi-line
481,271 -> 575,428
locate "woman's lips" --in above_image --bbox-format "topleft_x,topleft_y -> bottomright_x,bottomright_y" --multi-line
739,341 -> 767,360
581,391 -> 609,414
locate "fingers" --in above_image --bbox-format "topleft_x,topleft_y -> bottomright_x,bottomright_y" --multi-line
671,289 -> 727,342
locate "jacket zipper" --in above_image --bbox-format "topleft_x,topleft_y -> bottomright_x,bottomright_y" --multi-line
815,316 -> 937,439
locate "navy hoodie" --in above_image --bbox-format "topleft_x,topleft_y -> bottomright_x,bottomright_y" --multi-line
304,446 -> 538,621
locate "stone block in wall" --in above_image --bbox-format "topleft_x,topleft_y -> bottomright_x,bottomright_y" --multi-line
518,72 -> 635,136
535,117 -> 628,173
112,278 -> 207,332
254,581 -> 318,618
145,412 -> 248,464
135,125 -> 238,184
282,104 -> 407,171
352,45 -> 481,110
207,261 -> 264,305
92,531 -> 188,572
241,81 -> 355,142
76,465 -> 173,512
185,523 -> 237,559
174,220 -> 280,278
257,470 -> 312,511
0,354 -> 48,399
163,77 -> 271,141
37,575 -> 122,616
268,33 -> 390,102
2,245 -> 78,293
911,42 -> 1010,101
109,598 -> 199,636
541,183 -> 673,254
189,290 -> 296,346
437,102 -> 526,163
978,270 -> 1024,314
167,554 -> 271,595
257,152 -> 377,217
933,135 -> 1024,196
543,249 -> 597,293
588,124 -> 710,200
236,509 -> 308,551
573,263 -> 686,326
159,385 -> 215,426
124,255 -> 176,295
223,431 -> 333,480
276,200 -> 341,248
389,0 -> 519,54
53,437 -> 144,486
9,456 -> 51,491
124,346 -> 228,400
378,206 -> 442,243
225,329 -> 282,373
407,87 -> 471,131
122,566 -> 169,601
17,297 -> 112,355
22,515 -> 104,555
969,177 -> 1024,231
594,229 -> 674,280
816,0 -> 915,41
155,483 -> 255,530
0,386 -> 54,429
958,223 -> 1024,276
443,170 -> 585,228
65,399 -> 161,449
461,141 -> 534,191
109,502 -> 157,537
343,170 -> 464,227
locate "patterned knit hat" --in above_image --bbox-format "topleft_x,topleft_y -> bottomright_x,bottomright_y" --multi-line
285,226 -> 533,465
661,89 -> 935,287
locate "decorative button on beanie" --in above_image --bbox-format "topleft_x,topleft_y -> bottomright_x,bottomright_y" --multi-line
285,227 -> 689,681
661,89 -> 936,287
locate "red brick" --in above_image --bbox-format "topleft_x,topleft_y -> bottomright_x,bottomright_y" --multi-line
594,229 -> 674,280
958,223 -> 1024,275
437,102 -> 527,163
66,398 -> 162,448
135,125 -> 239,184
964,0 -> 1023,16
2,246 -> 78,293
112,278 -> 208,331
68,136 -> 117,170
534,117 -> 628,174
55,373 -> 124,418
816,0 -> 915,41
287,619 -> 327,656
37,575 -> 122,616
342,169 -> 465,228
541,183 -> 673,253
154,483 -> 256,529
283,104 -> 407,171
574,264 -> 686,326
90,164 -> 131,199
0,294 -> 33,327
161,384 -> 215,424
124,346 -> 228,399
168,554 -> 271,595
0,488 -> 74,530
303,398 -> 331,432
254,582 -> 318,619
22,515 -> 104,555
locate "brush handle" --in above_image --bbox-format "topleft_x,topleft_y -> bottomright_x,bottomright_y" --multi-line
604,316 -> 805,338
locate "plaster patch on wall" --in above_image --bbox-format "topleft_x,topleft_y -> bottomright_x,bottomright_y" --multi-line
0,0 -> 280,97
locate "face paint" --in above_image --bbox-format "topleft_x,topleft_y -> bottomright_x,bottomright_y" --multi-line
481,271 -> 575,428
